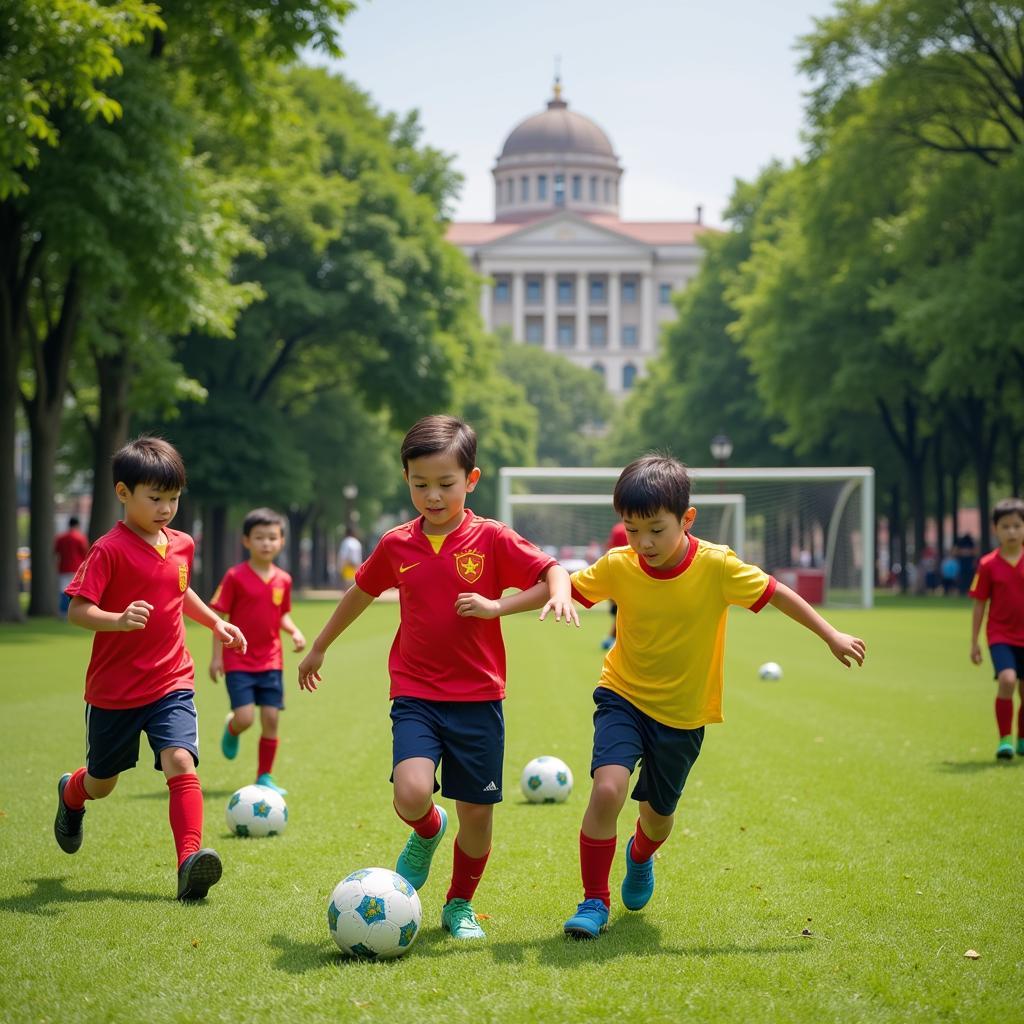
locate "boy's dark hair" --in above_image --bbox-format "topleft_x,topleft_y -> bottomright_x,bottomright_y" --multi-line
401,415 -> 477,475
68,517 -> 80,528
112,436 -> 186,492
613,454 -> 692,520
243,507 -> 287,536
992,497 -> 1024,525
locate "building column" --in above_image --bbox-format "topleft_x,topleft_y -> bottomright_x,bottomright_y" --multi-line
544,270 -> 556,350
512,272 -> 524,342
575,271 -> 587,350
479,264 -> 492,330
640,272 -> 654,352
608,270 -> 620,351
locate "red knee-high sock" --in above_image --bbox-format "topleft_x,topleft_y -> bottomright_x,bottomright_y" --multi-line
580,831 -> 617,908
257,737 -> 278,777
395,802 -> 442,839
630,820 -> 665,862
167,774 -> 204,867
446,838 -> 490,903
227,715 -> 243,736
996,697 -> 1013,737
62,767 -> 92,811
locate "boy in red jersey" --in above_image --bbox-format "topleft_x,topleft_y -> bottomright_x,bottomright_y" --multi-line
298,415 -> 578,939
54,516 -> 89,616
969,497 -> 1024,760
55,437 -> 247,901
210,507 -> 305,794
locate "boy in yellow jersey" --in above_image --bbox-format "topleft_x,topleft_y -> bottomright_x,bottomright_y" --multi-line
469,454 -> 866,939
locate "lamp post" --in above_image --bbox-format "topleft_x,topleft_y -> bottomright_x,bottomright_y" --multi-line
342,483 -> 358,532
709,433 -> 733,492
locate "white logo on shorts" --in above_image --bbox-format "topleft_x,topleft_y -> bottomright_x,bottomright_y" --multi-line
483,780 -> 498,792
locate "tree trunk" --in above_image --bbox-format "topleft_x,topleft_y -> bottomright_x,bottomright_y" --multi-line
287,507 -> 310,589
934,430 -> 946,557
311,516 -> 328,588
950,467 -> 960,544
958,397 -> 997,554
889,484 -> 906,593
1010,429 -> 1022,499
88,349 -> 132,541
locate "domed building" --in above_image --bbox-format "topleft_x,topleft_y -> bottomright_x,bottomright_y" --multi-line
448,80 -> 709,396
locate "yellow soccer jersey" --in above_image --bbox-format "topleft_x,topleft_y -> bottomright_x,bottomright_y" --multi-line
570,536 -> 776,729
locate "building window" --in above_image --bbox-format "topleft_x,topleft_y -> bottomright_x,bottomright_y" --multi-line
557,318 -> 575,349
589,318 -> 607,348
554,174 -> 565,207
621,324 -> 638,348
623,363 -> 638,389
572,175 -> 582,200
589,276 -> 606,303
494,278 -> 510,303
506,179 -> 514,203
589,176 -> 597,201
603,178 -> 611,203
659,283 -> 672,304
591,362 -> 605,381
621,279 -> 637,304
521,176 -> 529,201
525,317 -> 544,345
526,277 -> 542,304
557,277 -> 574,304
538,175 -> 548,200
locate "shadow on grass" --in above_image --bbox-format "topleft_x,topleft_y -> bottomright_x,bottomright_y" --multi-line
934,758 -> 1020,774
127,787 -> 237,800
0,877 -> 168,916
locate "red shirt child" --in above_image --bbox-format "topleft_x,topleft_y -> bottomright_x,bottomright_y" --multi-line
54,523 -> 89,574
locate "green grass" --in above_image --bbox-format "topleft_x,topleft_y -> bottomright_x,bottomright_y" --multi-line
1,598 -> 1022,1023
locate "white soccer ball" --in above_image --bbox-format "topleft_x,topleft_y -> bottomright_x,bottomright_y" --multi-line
758,661 -> 783,681
225,784 -> 288,837
520,755 -> 574,804
328,867 -> 422,959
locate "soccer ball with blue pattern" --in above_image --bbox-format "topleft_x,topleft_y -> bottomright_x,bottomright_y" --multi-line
758,661 -> 783,681
225,784 -> 287,838
328,867 -> 422,959
520,755 -> 574,804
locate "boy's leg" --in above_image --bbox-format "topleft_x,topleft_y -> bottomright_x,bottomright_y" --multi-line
254,673 -> 287,793
223,670 -> 258,760
54,770 -> 118,853
995,666 -> 1016,759
1017,675 -> 1024,755
441,801 -> 492,940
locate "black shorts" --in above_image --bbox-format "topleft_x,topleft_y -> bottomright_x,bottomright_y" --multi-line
390,697 -> 504,804
225,669 -> 285,710
86,689 -> 199,779
990,644 -> 1024,680
590,687 -> 704,817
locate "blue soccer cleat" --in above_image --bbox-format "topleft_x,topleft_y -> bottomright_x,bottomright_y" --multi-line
256,773 -> 287,796
620,835 -> 655,910
601,636 -> 615,651
221,714 -> 239,760
563,897 -> 609,939
395,806 -> 447,890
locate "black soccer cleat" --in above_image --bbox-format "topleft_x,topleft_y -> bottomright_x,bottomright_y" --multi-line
177,848 -> 223,901
54,773 -> 85,854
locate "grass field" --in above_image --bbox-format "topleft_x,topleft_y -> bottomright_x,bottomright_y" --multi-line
2,596 -> 1022,1023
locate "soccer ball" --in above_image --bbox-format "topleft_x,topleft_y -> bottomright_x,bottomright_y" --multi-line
327,868 -> 422,959
520,755 -> 574,803
758,661 -> 783,681
225,784 -> 287,837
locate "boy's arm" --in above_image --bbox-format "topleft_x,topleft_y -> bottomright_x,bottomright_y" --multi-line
280,611 -> 306,652
298,585 -> 375,691
768,582 -> 865,667
184,587 -> 247,653
68,595 -> 153,632
455,565 -> 580,626
209,618 -> 226,682
970,600 -> 985,664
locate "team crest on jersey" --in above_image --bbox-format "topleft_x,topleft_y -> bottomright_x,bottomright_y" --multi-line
272,586 -> 284,606
454,549 -> 485,584
178,563 -> 188,592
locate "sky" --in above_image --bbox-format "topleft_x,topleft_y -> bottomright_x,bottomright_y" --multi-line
309,0 -> 840,226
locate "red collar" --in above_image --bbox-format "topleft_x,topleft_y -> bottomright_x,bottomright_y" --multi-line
638,534 -> 699,580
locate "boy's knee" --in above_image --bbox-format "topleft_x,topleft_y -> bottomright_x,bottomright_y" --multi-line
85,773 -> 118,799
393,782 -> 433,817
592,774 -> 628,810
997,670 -> 1018,693
232,706 -> 255,730
456,802 -> 493,829
161,747 -> 197,776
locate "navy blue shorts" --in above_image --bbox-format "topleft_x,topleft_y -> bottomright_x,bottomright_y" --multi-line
86,689 -> 199,779
390,697 -> 504,805
990,644 -> 1024,680
590,687 -> 704,817
225,669 -> 285,710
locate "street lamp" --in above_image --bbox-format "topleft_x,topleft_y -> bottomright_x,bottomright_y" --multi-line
709,433 -> 733,467
342,483 -> 358,531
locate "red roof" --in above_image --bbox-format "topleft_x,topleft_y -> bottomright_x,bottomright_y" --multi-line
445,213 -> 711,248
445,222 -> 525,245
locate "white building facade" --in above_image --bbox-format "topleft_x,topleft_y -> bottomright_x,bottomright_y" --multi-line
448,82 -> 709,397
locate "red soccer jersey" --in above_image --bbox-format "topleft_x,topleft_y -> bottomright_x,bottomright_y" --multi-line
355,510 -> 556,702
65,521 -> 195,709
54,529 -> 89,573
607,522 -> 628,550
969,549 -> 1024,646
210,562 -> 292,672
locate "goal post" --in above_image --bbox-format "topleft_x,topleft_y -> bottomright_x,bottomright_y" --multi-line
498,466 -> 875,608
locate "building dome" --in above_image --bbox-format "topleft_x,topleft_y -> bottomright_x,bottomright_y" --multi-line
500,95 -> 616,159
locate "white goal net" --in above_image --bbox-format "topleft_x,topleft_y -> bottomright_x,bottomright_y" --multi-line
499,466 -> 874,608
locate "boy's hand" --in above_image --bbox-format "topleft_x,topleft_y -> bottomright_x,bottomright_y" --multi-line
970,643 -> 982,665
291,628 -> 307,653
539,596 -> 580,627
208,656 -> 224,683
828,630 -> 865,667
215,620 -> 247,654
298,649 -> 324,691
455,592 -> 501,619
118,600 -> 153,631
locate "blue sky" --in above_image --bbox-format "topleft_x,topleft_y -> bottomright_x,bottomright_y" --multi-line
310,0 -> 839,225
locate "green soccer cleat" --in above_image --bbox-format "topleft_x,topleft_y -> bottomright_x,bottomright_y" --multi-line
441,898 -> 486,939
177,848 -> 223,901
221,714 -> 239,760
54,773 -> 85,854
256,773 -> 287,796
563,898 -> 609,940
395,806 -> 447,890
620,836 -> 656,910
996,737 -> 1014,760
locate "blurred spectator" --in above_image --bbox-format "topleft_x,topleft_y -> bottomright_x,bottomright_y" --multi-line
54,517 -> 89,616
337,527 -> 363,592
955,533 -> 978,595
941,552 -> 959,596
